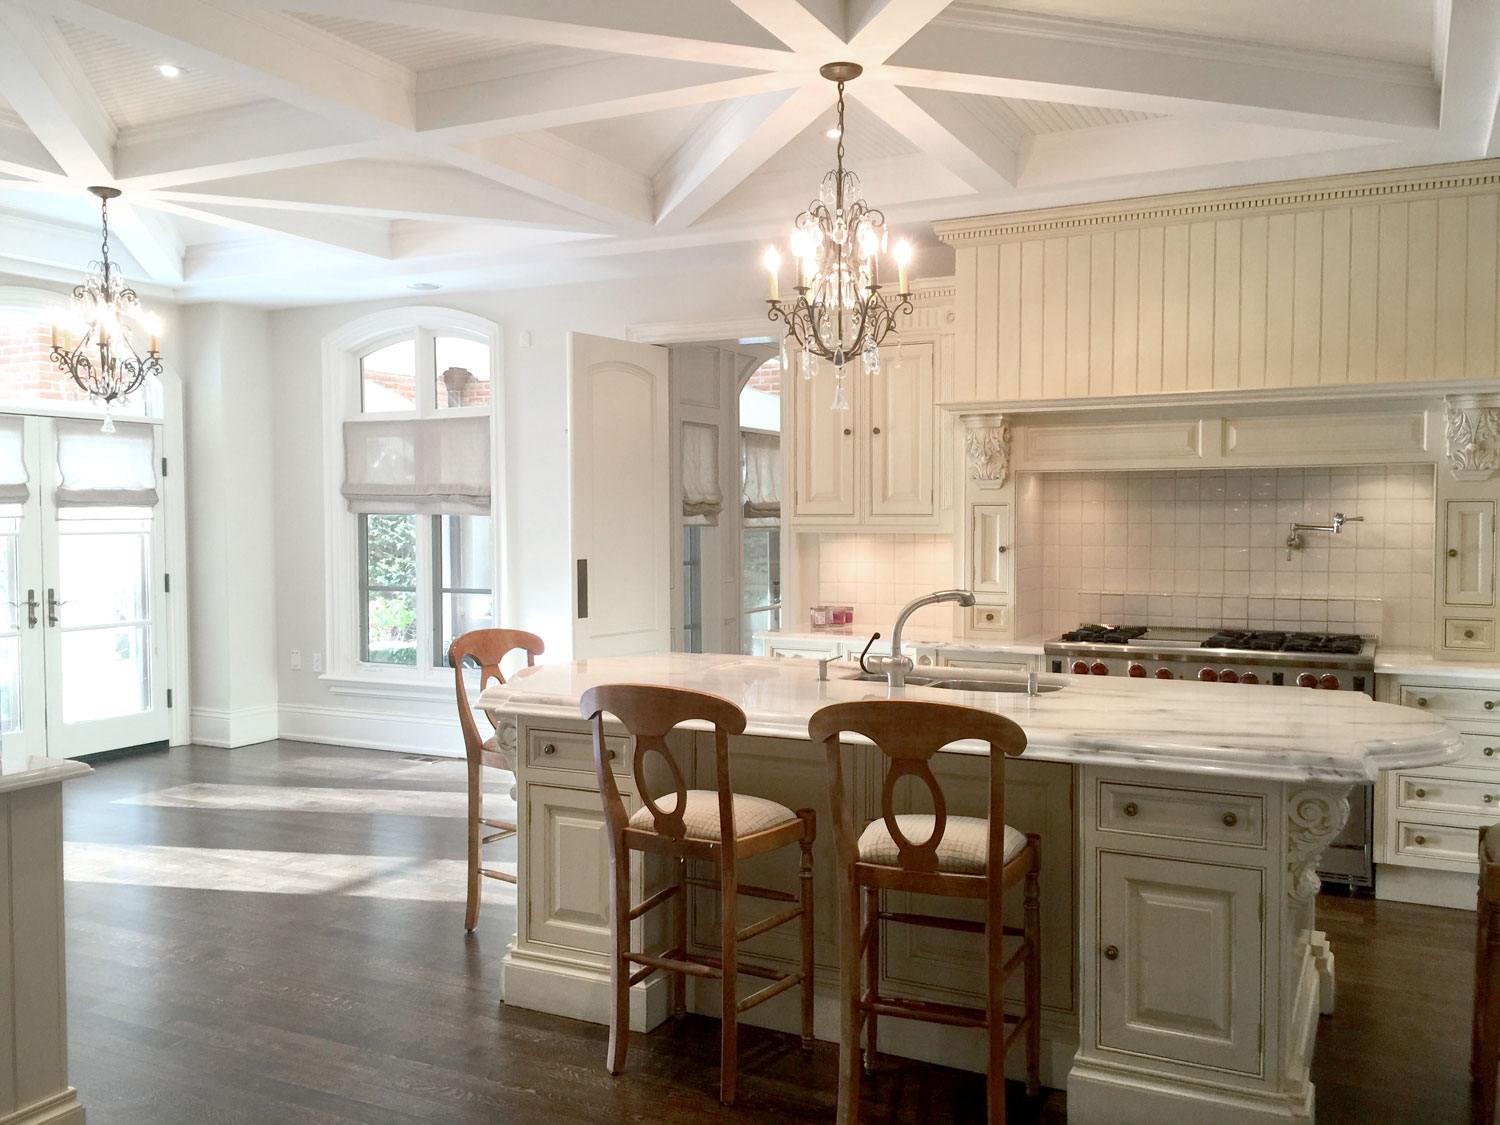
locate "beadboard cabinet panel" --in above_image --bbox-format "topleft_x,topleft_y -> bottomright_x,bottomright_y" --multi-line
938,165 -> 1500,404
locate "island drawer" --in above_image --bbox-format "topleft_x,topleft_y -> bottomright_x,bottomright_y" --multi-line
1453,733 -> 1500,770
1392,820 -> 1480,865
1096,781 -> 1265,848
1400,685 -> 1500,721
526,727 -> 628,774
1397,774 -> 1500,815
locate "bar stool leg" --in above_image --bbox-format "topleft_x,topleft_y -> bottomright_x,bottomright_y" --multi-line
864,886 -> 880,1074
720,859 -> 739,1106
1023,852 -> 1042,1100
606,843 -> 631,1076
464,760 -> 482,931
836,872 -> 863,1125
671,854 -> 688,1019
799,817 -> 816,1051
986,878 -> 1007,1125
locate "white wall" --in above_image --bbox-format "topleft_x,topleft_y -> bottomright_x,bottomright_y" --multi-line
267,265 -> 767,754
182,303 -> 279,747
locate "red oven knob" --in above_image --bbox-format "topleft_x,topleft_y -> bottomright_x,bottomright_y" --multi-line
1071,660 -> 1089,675
1240,672 -> 1259,685
1128,663 -> 1146,678
1319,674 -> 1341,690
1197,668 -> 1218,682
1219,669 -> 1239,684
1090,662 -> 1109,676
1154,668 -> 1173,680
1296,673 -> 1318,688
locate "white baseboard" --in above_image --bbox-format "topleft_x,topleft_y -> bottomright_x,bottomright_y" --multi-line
1,1087 -> 85,1125
277,701 -> 464,757
190,704 -> 280,749
1374,862 -> 1478,910
1068,1055 -> 1313,1124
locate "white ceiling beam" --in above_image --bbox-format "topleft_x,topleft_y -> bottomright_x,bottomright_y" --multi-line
147,198 -> 393,260
726,0 -> 845,54
879,9 -> 1440,140
653,84 -> 829,229
269,0 -> 798,69
452,134 -> 655,227
0,120 -> 64,181
150,160 -> 610,231
845,0 -> 955,57
1435,0 -> 1500,149
852,83 -> 1015,192
416,56 -> 801,139
29,0 -> 416,136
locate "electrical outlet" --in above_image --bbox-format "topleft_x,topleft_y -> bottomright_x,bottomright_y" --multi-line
312,652 -> 323,673
289,649 -> 301,671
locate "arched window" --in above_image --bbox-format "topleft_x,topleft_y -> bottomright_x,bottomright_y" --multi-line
322,308 -> 503,682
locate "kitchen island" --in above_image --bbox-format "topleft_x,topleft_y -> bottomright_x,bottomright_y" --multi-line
480,653 -> 1461,1123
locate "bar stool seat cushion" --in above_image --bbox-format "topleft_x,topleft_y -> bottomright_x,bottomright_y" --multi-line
857,815 -> 1025,874
628,790 -> 800,841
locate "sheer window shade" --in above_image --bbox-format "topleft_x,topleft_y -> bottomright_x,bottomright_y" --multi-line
741,431 -> 780,525
342,416 -> 490,515
0,416 -> 28,504
55,419 -> 157,507
681,422 -> 722,525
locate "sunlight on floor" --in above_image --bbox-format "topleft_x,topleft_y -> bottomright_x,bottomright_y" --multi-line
116,782 -> 516,818
64,841 -> 516,903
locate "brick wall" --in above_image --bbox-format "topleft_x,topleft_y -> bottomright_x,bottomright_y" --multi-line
0,322 -> 94,407
746,359 -> 781,397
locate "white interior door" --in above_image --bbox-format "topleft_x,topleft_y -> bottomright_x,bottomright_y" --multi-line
569,332 -> 671,658
0,419 -> 46,770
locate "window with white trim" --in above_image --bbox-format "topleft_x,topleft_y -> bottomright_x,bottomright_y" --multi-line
325,311 -> 502,681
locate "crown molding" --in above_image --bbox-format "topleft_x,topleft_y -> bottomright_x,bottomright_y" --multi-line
933,158 -> 1500,243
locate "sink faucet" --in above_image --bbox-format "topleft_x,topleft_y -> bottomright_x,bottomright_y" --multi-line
865,589 -> 976,689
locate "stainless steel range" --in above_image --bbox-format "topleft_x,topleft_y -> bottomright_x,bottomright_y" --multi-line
1044,623 -> 1377,889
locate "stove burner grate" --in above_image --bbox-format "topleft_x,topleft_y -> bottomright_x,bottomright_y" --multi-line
1060,623 -> 1148,644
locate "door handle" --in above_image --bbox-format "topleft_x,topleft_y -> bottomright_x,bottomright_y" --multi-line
23,588 -> 37,628
46,587 -> 65,627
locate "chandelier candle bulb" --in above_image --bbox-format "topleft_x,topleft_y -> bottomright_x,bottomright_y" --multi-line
762,247 -> 780,301
893,239 -> 912,294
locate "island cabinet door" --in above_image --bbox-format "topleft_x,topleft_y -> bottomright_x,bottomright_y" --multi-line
1096,852 -> 1265,1076
524,783 -> 638,956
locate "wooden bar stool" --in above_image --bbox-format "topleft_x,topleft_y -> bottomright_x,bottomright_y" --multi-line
581,683 -> 816,1106
809,698 -> 1040,1125
450,627 -> 544,931
1473,823 -> 1500,1122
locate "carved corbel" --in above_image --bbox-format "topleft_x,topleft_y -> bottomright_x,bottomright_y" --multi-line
1286,786 -> 1351,904
1444,394 -> 1500,481
961,412 -> 1011,488
490,713 -> 519,802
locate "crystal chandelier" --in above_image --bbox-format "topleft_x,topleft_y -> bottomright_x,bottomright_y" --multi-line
762,62 -> 914,411
51,186 -> 163,431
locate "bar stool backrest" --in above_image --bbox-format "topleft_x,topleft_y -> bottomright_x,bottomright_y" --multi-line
449,628 -> 545,762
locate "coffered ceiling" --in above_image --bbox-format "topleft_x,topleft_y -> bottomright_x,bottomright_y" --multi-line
0,0 -> 1494,305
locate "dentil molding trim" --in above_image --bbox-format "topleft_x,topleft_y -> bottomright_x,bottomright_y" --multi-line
961,412 -> 1011,487
1444,393 -> 1500,481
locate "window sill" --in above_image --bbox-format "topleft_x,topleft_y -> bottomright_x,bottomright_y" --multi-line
320,670 -> 458,702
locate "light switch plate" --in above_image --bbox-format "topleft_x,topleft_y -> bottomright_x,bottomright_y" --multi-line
289,649 -> 301,671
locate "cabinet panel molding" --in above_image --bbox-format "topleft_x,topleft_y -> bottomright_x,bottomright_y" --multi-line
1019,419 -> 1203,470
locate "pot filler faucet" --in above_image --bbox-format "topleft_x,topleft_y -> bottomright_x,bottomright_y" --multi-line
1285,512 -> 1363,560
862,589 -> 977,689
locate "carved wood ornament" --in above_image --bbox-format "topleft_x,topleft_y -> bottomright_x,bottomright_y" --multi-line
962,412 -> 1012,487
1445,394 -> 1500,481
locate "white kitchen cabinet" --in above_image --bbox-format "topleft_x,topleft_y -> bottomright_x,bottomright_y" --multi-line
969,503 -> 1012,598
1445,500 -> 1495,607
762,636 -> 843,661
788,341 -> 943,529
1095,851 -> 1265,1075
523,781 -> 630,955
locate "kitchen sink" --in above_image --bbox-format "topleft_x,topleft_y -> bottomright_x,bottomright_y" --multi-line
845,672 -> 1063,694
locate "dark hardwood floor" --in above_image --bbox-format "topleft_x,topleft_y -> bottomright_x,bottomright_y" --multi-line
60,741 -> 1473,1123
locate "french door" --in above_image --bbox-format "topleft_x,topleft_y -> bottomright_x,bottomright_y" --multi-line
0,413 -> 169,766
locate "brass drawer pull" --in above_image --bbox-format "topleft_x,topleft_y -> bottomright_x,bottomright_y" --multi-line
1466,629 -> 1476,639
872,426 -> 881,435
1415,697 -> 1429,707
1486,794 -> 1496,804
1450,548 -> 1460,558
1221,812 -> 1238,827
843,427 -> 852,436
1414,787 -> 1427,798
1122,802 -> 1139,817
542,743 -> 557,756
1486,747 -> 1496,757
1413,834 -> 1427,845
608,749 -> 618,761
1488,701 -> 1497,711
1103,945 -> 1119,961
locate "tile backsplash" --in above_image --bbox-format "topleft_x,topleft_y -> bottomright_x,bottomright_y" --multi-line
1030,465 -> 1436,648
814,534 -> 955,634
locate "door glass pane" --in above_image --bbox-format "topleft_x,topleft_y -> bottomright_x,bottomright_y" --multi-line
434,336 -> 490,410
360,513 -> 417,665
360,339 -> 417,413
433,514 -> 493,664
0,511 -> 20,733
56,508 -> 152,724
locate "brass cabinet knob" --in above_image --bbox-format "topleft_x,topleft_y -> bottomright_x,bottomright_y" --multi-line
1466,630 -> 1476,639
1222,812 -> 1238,827
984,612 -> 995,622
843,427 -> 852,436
1414,787 -> 1427,798
1485,747 -> 1496,757
1486,794 -> 1496,804
1416,697 -> 1429,707
1122,802 -> 1139,817
1488,701 -> 1497,711
1104,945 -> 1119,961
997,545 -> 1008,554
872,426 -> 881,435
1450,548 -> 1460,558
607,749 -> 618,761
1413,834 -> 1427,845
541,742 -> 557,756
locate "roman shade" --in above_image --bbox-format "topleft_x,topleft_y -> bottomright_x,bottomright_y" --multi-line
0,416 -> 28,505
681,421 -> 722,525
741,430 -> 780,525
342,415 -> 490,515
55,418 -> 157,507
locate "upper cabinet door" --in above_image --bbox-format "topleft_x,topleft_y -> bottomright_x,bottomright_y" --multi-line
791,357 -> 856,519
868,343 -> 935,518
1445,500 -> 1495,608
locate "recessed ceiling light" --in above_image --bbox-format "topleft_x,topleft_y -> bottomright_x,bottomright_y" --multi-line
407,282 -> 441,291
157,63 -> 183,78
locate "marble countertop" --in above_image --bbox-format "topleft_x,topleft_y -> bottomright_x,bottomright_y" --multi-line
0,755 -> 91,795
481,653 -> 1462,784
1373,648 -> 1500,682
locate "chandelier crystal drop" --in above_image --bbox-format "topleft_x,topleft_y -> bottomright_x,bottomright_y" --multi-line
51,186 -> 163,432
762,62 -> 914,410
